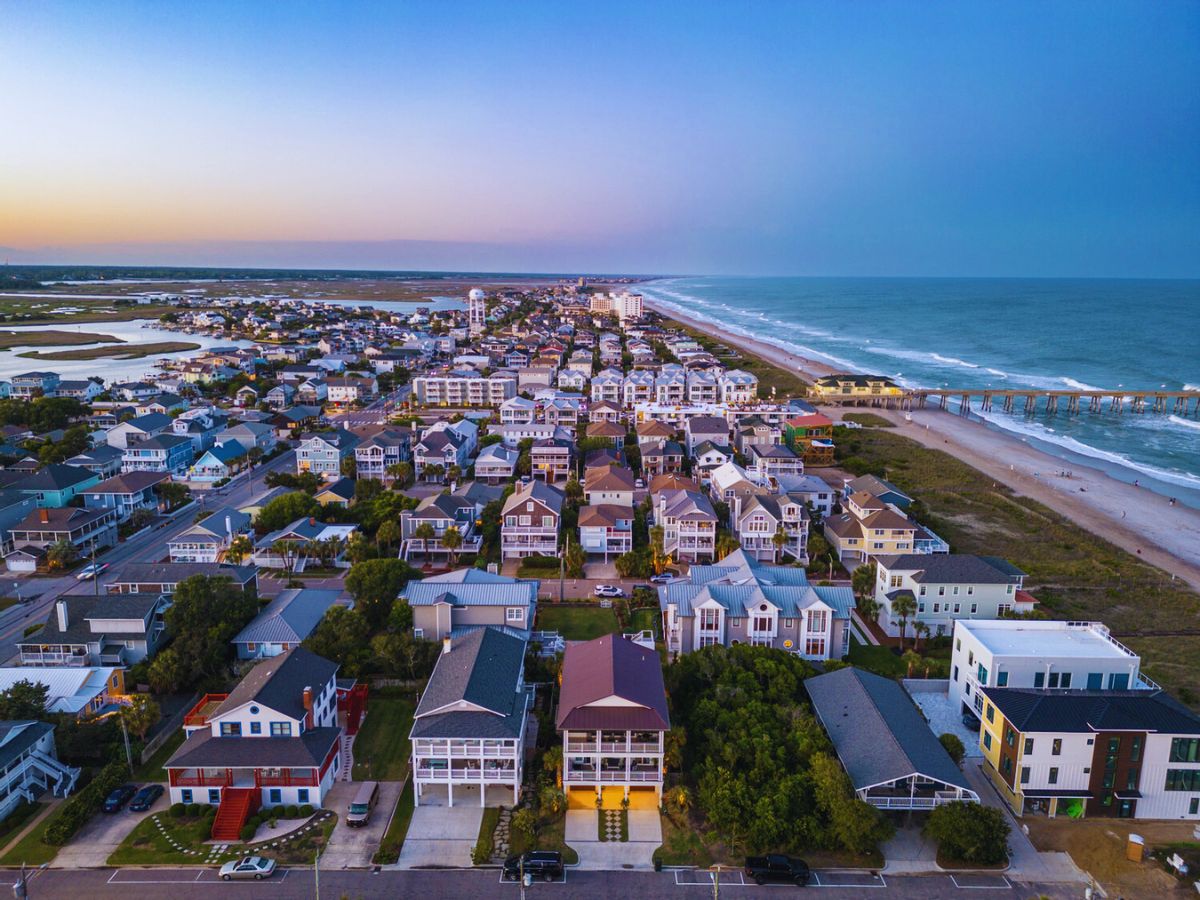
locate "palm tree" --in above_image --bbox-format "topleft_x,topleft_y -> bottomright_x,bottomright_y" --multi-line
913,621 -> 931,652
387,462 -> 412,488
377,520 -> 402,554
771,525 -> 788,562
445,464 -> 462,486
413,522 -> 436,562
714,533 -> 740,561
441,526 -> 463,567
902,649 -> 923,678
649,525 -> 669,575
271,539 -> 296,572
425,464 -> 445,484
891,591 -> 917,650
226,534 -> 253,565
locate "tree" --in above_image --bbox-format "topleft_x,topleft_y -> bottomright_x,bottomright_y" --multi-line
771,525 -> 788,561
386,461 -> 413,488
939,733 -> 966,764
340,455 -> 357,479
890,591 -> 917,650
851,561 -> 877,600
255,491 -> 319,533
156,481 -> 190,511
271,539 -> 297,572
423,464 -> 445,484
649,525 -> 670,575
412,522 -> 436,562
913,621 -> 931,652
376,520 -> 402,554
714,533 -> 741,560
345,531 -> 375,564
564,474 -> 583,503
614,548 -> 651,578
542,745 -> 563,780
0,680 -> 49,720
564,540 -> 586,578
664,727 -> 687,770
224,534 -> 252,566
160,576 -> 259,691
370,631 -> 440,680
120,694 -> 161,739
538,786 -> 566,820
440,526 -> 463,567
901,649 -> 923,677
665,785 -> 691,821
305,607 -> 373,676
445,464 -> 462,486
147,647 -> 186,694
246,446 -> 264,471
46,539 -> 79,572
511,808 -> 536,844
344,558 -> 419,630
810,752 -> 894,854
924,802 -> 1010,865
856,592 -> 880,624
354,477 -> 384,503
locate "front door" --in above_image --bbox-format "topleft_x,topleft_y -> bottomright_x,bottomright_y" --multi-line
1117,799 -> 1134,818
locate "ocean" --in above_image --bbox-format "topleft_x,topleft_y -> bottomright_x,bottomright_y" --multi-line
637,277 -> 1200,504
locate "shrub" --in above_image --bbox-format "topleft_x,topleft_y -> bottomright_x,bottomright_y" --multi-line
924,802 -> 1010,865
939,733 -> 966,764
187,803 -> 203,817
239,822 -> 256,842
44,760 -> 126,845
169,803 -> 186,818
299,804 -> 314,817
285,804 -> 299,819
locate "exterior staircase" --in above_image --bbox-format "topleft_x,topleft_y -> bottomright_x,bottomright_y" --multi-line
338,733 -> 354,781
211,788 -> 259,842
29,751 -> 80,796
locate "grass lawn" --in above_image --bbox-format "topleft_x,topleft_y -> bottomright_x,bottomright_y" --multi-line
351,696 -> 415,782
510,810 -> 578,865
848,639 -> 906,677
473,806 -> 500,864
0,328 -> 122,349
0,804 -> 64,866
109,810 -> 337,867
135,730 -> 185,782
833,426 -> 1200,700
535,606 -> 620,640
628,607 -> 659,637
655,812 -> 717,867
597,809 -> 628,842
372,779 -> 414,865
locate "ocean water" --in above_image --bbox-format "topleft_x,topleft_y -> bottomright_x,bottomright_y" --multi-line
637,277 -> 1200,503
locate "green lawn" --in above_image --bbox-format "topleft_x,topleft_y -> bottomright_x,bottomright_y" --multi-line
535,606 -> 620,640
473,806 -> 500,864
109,810 -> 337,867
655,812 -> 716,867
0,804 -> 63,866
509,810 -> 578,865
372,780 -> 414,865
352,697 -> 415,782
848,639 -> 906,677
135,730 -> 185,782
628,607 -> 659,637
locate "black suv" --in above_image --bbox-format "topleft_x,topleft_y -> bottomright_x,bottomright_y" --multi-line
502,850 -> 564,882
102,784 -> 138,813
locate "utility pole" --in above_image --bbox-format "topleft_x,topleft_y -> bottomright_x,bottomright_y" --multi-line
91,538 -> 99,598
313,847 -> 320,900
119,713 -> 134,775
559,537 -> 566,603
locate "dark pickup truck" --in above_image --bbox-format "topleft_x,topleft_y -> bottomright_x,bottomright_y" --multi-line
744,854 -> 811,886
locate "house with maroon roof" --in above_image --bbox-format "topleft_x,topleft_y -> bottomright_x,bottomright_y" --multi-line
556,634 -> 669,809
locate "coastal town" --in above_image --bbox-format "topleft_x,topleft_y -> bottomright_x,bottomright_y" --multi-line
0,279 -> 1190,899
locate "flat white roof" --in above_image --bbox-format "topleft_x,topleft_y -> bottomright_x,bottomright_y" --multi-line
960,621 -> 1133,661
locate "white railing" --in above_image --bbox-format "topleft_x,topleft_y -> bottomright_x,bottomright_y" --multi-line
415,768 -> 516,782
564,770 -> 662,783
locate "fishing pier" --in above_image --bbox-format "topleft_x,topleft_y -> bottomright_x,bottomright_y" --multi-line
906,389 -> 1200,417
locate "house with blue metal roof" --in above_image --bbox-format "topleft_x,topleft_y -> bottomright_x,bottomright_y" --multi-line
232,588 -> 346,659
403,568 -> 539,642
659,549 -> 853,660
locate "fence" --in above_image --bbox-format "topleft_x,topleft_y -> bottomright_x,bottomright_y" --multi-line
902,678 -> 950,694
140,691 -> 198,764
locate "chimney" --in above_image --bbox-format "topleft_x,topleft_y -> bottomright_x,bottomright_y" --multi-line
308,517 -> 316,526
442,636 -> 452,655
302,686 -> 314,727
225,515 -> 233,539
38,508 -> 49,524
56,599 -> 69,632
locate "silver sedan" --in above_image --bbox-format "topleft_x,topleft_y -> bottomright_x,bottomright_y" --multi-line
219,856 -> 276,881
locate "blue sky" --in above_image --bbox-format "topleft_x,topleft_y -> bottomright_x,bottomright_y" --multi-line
1,1 -> 1197,276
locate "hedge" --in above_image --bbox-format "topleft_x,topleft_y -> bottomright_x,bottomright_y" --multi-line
299,804 -> 314,817
44,761 -> 127,845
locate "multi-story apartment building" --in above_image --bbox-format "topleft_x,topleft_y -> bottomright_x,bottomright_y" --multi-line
411,628 -> 529,808
873,554 -> 1033,638
622,369 -> 656,407
950,619 -> 1154,719
412,371 -> 517,407
557,635 -> 668,809
654,488 -> 717,563
354,428 -> 411,481
659,549 -> 853,659
404,569 -> 538,641
590,369 -> 624,404
501,481 -> 564,559
719,370 -> 758,403
977,687 -> 1200,821
654,365 -> 687,405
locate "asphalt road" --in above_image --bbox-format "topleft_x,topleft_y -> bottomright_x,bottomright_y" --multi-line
0,449 -> 297,662
20,867 -> 1082,899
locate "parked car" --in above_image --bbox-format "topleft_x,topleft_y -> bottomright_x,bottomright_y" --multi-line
649,572 -> 679,585
744,854 -> 811,886
219,856 -> 277,881
346,780 -> 379,827
76,562 -> 110,581
102,784 -> 137,813
962,711 -> 982,730
593,585 -> 624,598
502,850 -> 563,882
129,784 -> 164,812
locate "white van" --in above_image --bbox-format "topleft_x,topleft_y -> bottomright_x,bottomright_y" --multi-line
346,781 -> 379,827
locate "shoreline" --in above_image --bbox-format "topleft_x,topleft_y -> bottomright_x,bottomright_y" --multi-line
645,297 -> 1200,592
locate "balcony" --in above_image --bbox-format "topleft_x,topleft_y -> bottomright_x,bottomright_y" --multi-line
183,693 -> 229,729
564,769 -> 662,784
415,767 -> 516,782
255,769 -> 318,787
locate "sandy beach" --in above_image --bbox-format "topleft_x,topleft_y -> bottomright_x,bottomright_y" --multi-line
646,298 -> 1200,592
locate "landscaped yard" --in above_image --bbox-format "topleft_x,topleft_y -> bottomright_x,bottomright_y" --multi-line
109,809 -> 337,867
0,802 -> 58,866
372,779 -> 414,865
135,730 -> 185,783
509,809 -> 578,865
351,695 -> 415,782
535,606 -> 620,640
628,607 -> 659,637
655,812 -> 717,867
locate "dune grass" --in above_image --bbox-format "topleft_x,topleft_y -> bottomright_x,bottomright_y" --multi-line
18,341 -> 199,361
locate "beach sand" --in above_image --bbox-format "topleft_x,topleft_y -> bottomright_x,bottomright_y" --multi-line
646,298 -> 1200,592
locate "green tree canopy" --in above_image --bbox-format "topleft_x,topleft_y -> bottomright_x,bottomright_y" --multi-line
0,680 -> 49,721
157,576 -> 259,691
255,491 -> 320,533
303,606 -> 373,676
344,558 -> 420,630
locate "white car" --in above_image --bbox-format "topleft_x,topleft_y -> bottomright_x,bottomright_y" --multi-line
593,585 -> 624,598
76,562 -> 109,581
219,856 -> 276,881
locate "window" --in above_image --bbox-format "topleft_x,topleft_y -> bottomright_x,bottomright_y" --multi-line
181,789 -> 193,804
542,516 -> 554,528
270,722 -> 293,737
1048,672 -> 1060,689
953,586 -> 959,595
1131,736 -> 1142,762
220,722 -> 241,736
970,603 -> 978,614
919,585 -> 926,596
933,603 -> 940,613
1024,737 -> 1034,755
298,789 -> 310,803
977,664 -> 988,685
1052,739 -> 1062,756
506,607 -> 524,622
1170,738 -> 1200,762
890,575 -> 902,588
997,671 -> 1008,687
1034,672 -> 1045,688
955,638 -> 961,651
518,515 -> 531,526
1108,737 -> 1120,754
1005,727 -> 1015,747
1164,770 -> 1200,791
1001,757 -> 1012,775
209,789 -> 221,804
752,616 -> 772,633
967,586 -> 974,595
953,603 -> 961,614
505,515 -> 516,527
918,603 -> 925,613
1126,769 -> 1138,791
938,586 -> 946,596
983,731 -> 992,750
269,788 -> 282,804
783,618 -> 793,628
1048,767 -> 1059,785
968,651 -> 974,666
1060,673 -> 1072,688
250,722 -> 261,735
1191,798 -> 1199,815
986,704 -> 995,723
953,665 -> 959,682
804,635 -> 827,656
1020,767 -> 1030,785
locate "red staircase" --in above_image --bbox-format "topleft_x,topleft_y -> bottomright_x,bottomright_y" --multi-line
211,788 -> 259,842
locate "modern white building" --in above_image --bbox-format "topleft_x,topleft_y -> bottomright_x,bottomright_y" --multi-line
950,619 -> 1154,719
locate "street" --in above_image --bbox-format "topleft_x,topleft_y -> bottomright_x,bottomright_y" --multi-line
0,449 -> 298,662
21,866 -> 1082,899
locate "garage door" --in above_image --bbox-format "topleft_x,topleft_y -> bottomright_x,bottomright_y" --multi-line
567,787 -> 596,810
626,787 -> 658,810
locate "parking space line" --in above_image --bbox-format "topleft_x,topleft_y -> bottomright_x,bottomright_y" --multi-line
949,874 -> 1011,890
106,868 -> 294,886
811,872 -> 887,889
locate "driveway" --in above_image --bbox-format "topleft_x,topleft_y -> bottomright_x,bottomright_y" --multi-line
392,805 -> 482,869
566,809 -> 660,871
50,789 -> 168,868
907,682 -> 982,758
320,780 -> 404,869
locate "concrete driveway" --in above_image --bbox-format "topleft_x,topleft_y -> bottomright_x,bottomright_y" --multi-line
320,780 -> 404,869
392,805 -> 482,869
50,788 -> 168,868
566,809 -> 660,871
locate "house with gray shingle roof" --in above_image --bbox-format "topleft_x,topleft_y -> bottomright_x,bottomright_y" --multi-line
807,666 -> 978,810
659,549 -> 852,660
410,627 -> 529,807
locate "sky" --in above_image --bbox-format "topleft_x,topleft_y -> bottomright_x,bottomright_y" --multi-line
1,1 -> 1198,277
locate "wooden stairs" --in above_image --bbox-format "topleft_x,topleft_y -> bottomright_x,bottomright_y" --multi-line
211,787 -> 259,842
